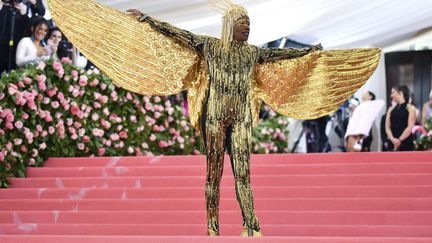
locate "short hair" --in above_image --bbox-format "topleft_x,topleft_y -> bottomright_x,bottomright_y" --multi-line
367,91 -> 376,100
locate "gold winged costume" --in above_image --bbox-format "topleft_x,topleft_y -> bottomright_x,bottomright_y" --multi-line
48,0 -> 381,236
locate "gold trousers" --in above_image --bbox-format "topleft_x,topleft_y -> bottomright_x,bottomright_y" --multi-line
202,116 -> 260,234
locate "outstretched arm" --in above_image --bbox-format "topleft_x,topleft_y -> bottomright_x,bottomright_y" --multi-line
258,44 -> 322,63
127,9 -> 205,54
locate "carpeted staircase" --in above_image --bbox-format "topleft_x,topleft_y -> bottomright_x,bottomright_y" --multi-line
0,152 -> 431,242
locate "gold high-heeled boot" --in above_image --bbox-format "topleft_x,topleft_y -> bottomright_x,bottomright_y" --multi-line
207,229 -> 219,236
240,227 -> 263,237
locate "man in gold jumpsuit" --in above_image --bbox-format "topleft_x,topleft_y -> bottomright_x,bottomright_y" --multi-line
127,3 -> 321,236
47,0 -> 381,237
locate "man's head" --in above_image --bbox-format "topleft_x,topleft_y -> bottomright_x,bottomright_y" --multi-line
209,1 -> 249,48
361,91 -> 376,102
233,16 -> 250,42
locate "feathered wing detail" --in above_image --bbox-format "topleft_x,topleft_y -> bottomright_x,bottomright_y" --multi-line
187,59 -> 209,133
47,0 -> 200,96
254,48 -> 381,120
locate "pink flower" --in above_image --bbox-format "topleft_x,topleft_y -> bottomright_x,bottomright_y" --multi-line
8,83 -> 18,95
126,93 -> 133,100
71,134 -> 78,140
14,120 -> 23,129
130,115 -> 137,123
41,131 -> 48,137
0,128 -> 4,135
94,102 -> 102,109
51,101 -> 60,109
6,113 -> 14,122
77,143 -> 85,151
39,143 -> 47,150
177,136 -> 185,144
145,103 -> 152,111
79,76 -> 88,86
119,131 -> 128,139
68,127 -> 77,135
92,128 -> 104,137
46,89 -> 56,97
127,147 -> 134,154
57,92 -> 65,101
100,83 -> 107,90
14,138 -> 23,145
29,158 -> 36,166
23,77 -> 32,85
193,149 -> 201,155
154,96 -> 161,103
5,122 -> 13,130
149,134 -> 156,141
71,70 -> 79,78
141,142 -> 149,149
158,141 -> 168,148
100,95 -> 108,104
154,112 -> 161,119
37,61 -> 46,70
152,125 -> 159,132
82,136 -> 90,143
36,75 -> 46,83
20,145 -> 27,153
74,122 -> 82,129
98,148 -> 106,156
31,149 -> 38,157
90,79 -> 99,87
72,89 -> 80,97
6,142 -> 13,150
61,57 -> 71,64
17,81 -> 25,88
48,126 -> 55,134
70,105 -> 81,116
110,91 -> 118,100
44,114 -> 53,123
78,128 -> 85,137
110,133 -> 120,141
36,125 -> 43,132
0,152 -> 4,162
52,62 -> 63,71
38,82 -> 47,91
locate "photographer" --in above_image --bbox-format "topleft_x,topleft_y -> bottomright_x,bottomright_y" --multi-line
0,0 -> 30,73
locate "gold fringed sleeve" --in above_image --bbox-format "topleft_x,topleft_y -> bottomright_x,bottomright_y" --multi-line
254,48 -> 381,120
47,0 -> 200,96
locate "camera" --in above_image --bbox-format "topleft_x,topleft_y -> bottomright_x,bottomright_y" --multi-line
59,40 -> 73,50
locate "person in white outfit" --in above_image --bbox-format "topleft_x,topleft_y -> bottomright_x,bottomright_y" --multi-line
345,91 -> 385,152
16,16 -> 54,67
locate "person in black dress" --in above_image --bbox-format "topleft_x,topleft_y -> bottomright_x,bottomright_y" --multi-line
385,85 -> 416,151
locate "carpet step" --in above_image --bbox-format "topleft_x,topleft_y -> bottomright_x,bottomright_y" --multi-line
2,186 -> 431,199
2,211 -> 432,225
1,224 -> 432,237
44,152 -> 432,167
1,235 -> 432,243
9,174 -> 432,188
1,198 -> 432,211
26,163 -> 432,177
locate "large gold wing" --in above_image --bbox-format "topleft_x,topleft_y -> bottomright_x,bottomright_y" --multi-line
254,48 -> 381,120
47,0 -> 200,96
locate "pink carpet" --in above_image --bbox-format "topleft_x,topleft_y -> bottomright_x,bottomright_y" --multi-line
0,152 -> 431,242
